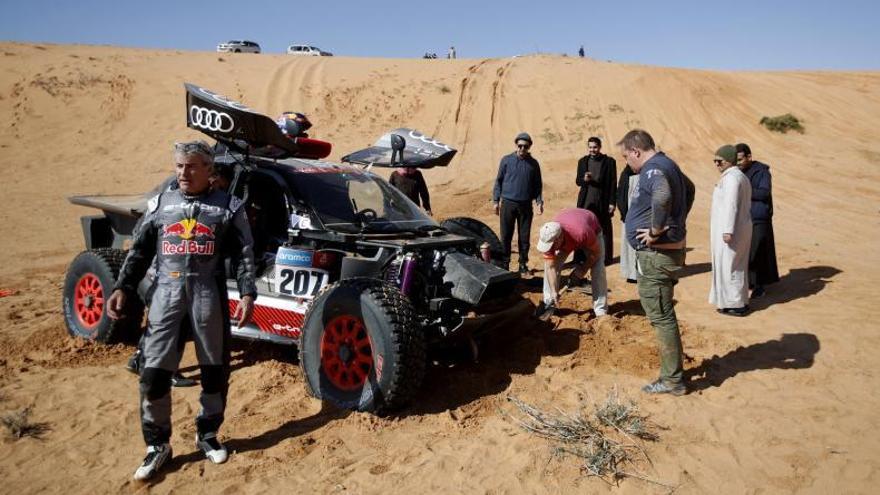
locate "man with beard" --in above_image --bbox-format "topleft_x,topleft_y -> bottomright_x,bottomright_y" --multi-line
493,132 -> 544,273
709,145 -> 752,316
576,137 -> 617,265
736,143 -> 779,298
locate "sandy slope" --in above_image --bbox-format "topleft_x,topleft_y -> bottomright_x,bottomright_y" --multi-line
1,42 -> 879,493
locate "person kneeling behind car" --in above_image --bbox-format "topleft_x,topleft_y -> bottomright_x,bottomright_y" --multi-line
535,208 -> 608,321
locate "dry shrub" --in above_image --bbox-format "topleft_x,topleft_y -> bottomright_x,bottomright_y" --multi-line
506,387 -> 671,488
2,407 -> 50,439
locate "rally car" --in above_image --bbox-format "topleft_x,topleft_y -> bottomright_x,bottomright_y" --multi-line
62,83 -> 524,413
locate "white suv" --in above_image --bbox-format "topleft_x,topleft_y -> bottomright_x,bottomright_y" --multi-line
217,40 -> 261,54
286,45 -> 333,56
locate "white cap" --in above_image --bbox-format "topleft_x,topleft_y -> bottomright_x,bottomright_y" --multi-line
537,222 -> 562,253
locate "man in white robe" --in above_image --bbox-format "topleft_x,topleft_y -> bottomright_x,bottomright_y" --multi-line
709,145 -> 752,316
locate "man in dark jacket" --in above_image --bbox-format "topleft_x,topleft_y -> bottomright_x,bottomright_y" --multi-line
493,132 -> 544,273
736,143 -> 779,297
576,137 -> 617,265
390,167 -> 432,215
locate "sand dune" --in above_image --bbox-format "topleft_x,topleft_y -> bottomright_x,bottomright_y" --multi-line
1,42 -> 879,493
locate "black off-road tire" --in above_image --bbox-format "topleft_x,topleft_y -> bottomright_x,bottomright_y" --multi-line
299,278 -> 425,414
62,248 -> 143,344
440,216 -> 506,267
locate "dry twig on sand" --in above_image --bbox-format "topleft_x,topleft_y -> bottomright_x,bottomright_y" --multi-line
506,388 -> 673,489
1,407 -> 51,439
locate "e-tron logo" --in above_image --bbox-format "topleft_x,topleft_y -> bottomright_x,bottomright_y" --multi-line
189,105 -> 235,132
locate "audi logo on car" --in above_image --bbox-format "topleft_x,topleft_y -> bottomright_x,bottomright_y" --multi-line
189,105 -> 235,133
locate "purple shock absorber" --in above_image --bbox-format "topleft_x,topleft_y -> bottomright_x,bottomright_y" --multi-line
399,254 -> 415,295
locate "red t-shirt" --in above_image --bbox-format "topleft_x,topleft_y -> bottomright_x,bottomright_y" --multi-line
543,208 -> 601,260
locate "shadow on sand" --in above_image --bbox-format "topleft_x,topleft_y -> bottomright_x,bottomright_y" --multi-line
687,332 -> 820,392
750,265 -> 841,312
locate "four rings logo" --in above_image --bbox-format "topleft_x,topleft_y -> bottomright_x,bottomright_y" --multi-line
189,105 -> 235,133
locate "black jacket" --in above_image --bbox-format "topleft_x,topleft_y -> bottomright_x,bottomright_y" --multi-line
575,154 -> 617,215
741,161 -> 773,223
616,164 -> 636,221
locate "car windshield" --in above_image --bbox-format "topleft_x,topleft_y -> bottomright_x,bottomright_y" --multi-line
282,164 -> 438,234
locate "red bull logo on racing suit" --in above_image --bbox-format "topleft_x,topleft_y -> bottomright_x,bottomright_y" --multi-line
162,218 -> 216,255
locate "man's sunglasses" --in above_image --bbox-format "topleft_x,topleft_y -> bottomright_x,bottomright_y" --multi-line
517,144 -> 531,149
713,159 -> 723,165
174,141 -> 213,155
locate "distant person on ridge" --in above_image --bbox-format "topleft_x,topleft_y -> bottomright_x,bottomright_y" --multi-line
578,45 -> 585,57
736,143 -> 779,298
390,167 -> 432,216
575,136 -> 617,265
493,132 -> 544,274
709,145 -> 752,316
448,46 -> 456,59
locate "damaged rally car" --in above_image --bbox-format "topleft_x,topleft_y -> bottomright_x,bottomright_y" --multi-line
62,83 -> 527,413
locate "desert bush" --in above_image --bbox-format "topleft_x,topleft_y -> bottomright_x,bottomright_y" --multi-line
760,113 -> 804,133
506,388 -> 669,487
2,408 -> 50,439
438,85 -> 451,94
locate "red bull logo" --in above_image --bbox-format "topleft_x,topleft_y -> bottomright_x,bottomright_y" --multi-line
163,218 -> 215,240
162,218 -> 215,255
162,240 -> 215,255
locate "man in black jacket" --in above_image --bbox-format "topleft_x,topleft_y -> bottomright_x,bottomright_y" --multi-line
576,137 -> 617,265
493,132 -> 544,273
736,143 -> 779,297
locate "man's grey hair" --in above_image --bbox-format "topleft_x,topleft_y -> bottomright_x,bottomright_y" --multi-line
616,129 -> 656,152
173,140 -> 214,166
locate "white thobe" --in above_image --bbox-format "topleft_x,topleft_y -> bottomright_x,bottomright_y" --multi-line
709,167 -> 752,309
619,174 -> 640,281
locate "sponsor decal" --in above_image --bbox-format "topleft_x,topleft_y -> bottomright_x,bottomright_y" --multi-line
190,105 -> 235,132
272,323 -> 301,337
162,219 -> 215,240
276,247 -> 313,267
407,129 -> 452,151
162,240 -> 215,255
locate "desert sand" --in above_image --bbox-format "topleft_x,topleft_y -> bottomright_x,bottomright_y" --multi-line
1,42 -> 879,494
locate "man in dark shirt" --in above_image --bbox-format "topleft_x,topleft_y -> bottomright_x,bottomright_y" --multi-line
575,137 -> 617,265
492,132 -> 544,273
390,167 -> 432,215
736,143 -> 779,298
620,129 -> 690,397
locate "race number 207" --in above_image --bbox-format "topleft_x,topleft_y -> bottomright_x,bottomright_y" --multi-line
276,267 -> 327,298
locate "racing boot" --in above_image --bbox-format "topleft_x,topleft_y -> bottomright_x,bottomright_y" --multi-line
196,432 -> 228,464
133,443 -> 172,481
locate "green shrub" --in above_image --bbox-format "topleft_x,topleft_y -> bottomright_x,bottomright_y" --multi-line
760,113 -> 804,134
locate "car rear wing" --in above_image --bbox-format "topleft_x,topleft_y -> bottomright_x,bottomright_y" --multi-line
341,128 -> 457,169
184,83 -> 331,160
68,194 -> 147,217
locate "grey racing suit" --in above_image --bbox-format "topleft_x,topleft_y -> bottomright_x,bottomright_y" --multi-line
115,187 -> 256,446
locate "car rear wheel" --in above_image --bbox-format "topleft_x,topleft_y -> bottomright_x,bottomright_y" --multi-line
440,217 -> 506,268
62,249 -> 143,343
299,278 -> 425,414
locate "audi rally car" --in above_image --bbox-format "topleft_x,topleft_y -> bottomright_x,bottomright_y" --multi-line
62,83 -> 526,413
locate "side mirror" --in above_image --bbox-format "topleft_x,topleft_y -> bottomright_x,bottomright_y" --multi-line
390,133 -> 405,165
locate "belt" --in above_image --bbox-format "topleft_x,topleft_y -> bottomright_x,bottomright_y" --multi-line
636,246 -> 681,254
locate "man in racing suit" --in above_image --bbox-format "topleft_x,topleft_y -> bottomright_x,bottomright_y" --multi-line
107,140 -> 256,481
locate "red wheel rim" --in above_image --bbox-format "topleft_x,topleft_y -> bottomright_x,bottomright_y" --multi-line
74,273 -> 104,332
320,315 -> 373,391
